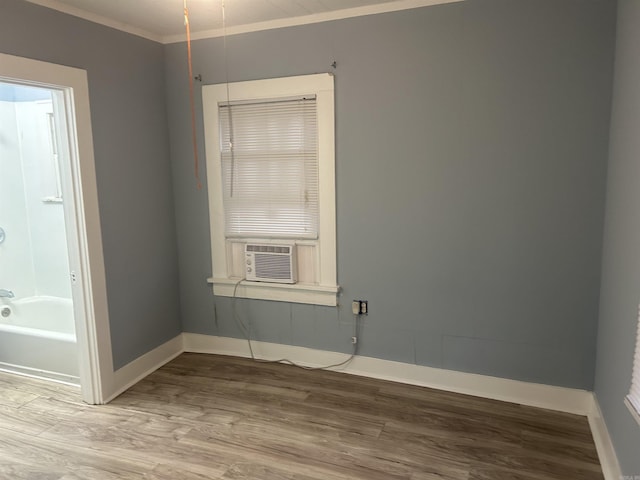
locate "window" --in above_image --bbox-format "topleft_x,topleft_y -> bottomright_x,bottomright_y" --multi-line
202,74 -> 338,306
626,304 -> 640,426
219,97 -> 319,239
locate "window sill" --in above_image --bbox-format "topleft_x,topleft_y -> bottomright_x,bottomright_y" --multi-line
625,397 -> 640,428
207,277 -> 339,306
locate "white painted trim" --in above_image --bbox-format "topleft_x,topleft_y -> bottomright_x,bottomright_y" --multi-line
93,331 -> 622,476
625,397 -> 640,428
163,0 -> 465,44
203,74 -> 338,307
102,334 -> 184,404
588,394 -> 623,480
317,79 -> 337,290
182,333 -> 592,415
0,362 -> 79,387
183,333 -> 628,476
209,277 -> 339,306
23,0 -> 162,43
23,0 -> 464,45
0,53 -> 112,405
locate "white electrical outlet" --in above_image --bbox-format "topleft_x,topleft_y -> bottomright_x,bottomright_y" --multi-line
352,299 -> 368,315
360,301 -> 368,315
352,300 -> 360,315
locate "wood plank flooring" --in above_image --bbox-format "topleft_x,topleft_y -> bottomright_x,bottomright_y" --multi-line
0,353 -> 603,479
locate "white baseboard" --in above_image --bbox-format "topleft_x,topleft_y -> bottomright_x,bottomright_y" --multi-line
182,333 -> 592,415
103,334 -> 183,403
106,332 -> 622,478
588,393 -> 623,480
0,361 -> 80,387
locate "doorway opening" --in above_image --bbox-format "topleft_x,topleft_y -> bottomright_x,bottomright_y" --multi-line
0,82 -> 78,383
0,53 -> 112,404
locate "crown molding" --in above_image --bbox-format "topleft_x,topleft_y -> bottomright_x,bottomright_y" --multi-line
164,0 -> 463,44
23,0 -> 464,45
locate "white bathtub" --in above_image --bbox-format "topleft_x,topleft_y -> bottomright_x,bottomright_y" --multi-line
0,296 -> 79,384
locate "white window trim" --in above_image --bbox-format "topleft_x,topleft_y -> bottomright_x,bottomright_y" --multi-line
203,73 -> 338,306
626,303 -> 640,427
624,397 -> 640,428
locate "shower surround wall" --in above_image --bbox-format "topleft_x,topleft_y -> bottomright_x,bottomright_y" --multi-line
0,97 -> 32,296
0,88 -> 71,302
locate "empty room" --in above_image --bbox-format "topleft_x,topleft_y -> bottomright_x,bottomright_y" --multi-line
0,0 -> 639,478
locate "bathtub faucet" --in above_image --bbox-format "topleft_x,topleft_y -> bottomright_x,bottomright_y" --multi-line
0,289 -> 14,298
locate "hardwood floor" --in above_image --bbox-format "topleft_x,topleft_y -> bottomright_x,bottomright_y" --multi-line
0,353 -> 603,479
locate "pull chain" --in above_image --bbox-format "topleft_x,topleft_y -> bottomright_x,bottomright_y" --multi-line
184,0 -> 202,189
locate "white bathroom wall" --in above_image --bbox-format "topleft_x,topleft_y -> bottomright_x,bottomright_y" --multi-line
0,100 -> 35,299
15,100 -> 72,299
0,84 -> 72,302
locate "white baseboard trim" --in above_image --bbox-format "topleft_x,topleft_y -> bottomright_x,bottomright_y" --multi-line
588,393 -> 623,480
103,334 -> 183,403
103,332 -> 622,477
182,333 -> 592,415
0,361 -> 80,387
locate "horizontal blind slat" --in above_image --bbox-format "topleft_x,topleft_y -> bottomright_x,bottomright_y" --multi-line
219,98 -> 319,239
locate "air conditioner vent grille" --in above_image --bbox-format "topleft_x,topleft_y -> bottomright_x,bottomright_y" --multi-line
254,254 -> 292,280
246,245 -> 291,254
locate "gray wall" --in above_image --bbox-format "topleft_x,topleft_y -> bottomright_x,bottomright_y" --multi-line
0,0 -> 182,369
166,0 -> 615,389
595,0 -> 640,475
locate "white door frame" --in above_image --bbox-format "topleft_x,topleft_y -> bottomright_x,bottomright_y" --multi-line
0,52 -> 112,404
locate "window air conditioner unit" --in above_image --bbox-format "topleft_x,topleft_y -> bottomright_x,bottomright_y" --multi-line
245,244 -> 297,284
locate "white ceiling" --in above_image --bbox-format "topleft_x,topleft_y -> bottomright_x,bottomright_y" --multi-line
23,0 -> 459,43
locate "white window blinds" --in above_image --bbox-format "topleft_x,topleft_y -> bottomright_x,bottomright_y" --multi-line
628,305 -> 640,416
219,97 -> 319,239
